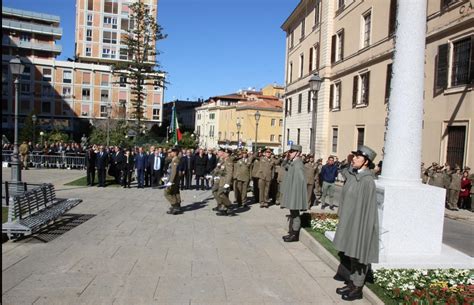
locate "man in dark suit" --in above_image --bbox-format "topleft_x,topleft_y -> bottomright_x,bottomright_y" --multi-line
135,146 -> 147,188
194,148 -> 208,190
145,145 -> 155,187
149,149 -> 164,188
86,145 -> 97,186
96,145 -> 108,187
206,149 -> 217,189
121,149 -> 134,188
182,149 -> 195,189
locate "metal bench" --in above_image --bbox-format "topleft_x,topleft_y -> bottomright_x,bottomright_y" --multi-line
4,181 -> 28,206
2,183 -> 82,240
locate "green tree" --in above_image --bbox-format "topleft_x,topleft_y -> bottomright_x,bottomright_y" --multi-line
89,119 -> 132,147
19,112 -> 37,143
112,1 -> 167,133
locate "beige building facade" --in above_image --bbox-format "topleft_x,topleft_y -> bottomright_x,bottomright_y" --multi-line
282,0 -> 473,168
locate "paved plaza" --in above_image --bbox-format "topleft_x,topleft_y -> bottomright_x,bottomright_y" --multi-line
2,168 -> 373,305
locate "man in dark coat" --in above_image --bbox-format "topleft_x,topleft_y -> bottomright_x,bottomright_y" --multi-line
179,149 -> 194,190
85,145 -> 97,186
333,145 -> 379,301
149,149 -> 164,188
135,146 -> 147,188
121,149 -> 134,188
206,149 -> 217,189
281,144 -> 307,242
96,145 -> 108,187
194,148 -> 208,190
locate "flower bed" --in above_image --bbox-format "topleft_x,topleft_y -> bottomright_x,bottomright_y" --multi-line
310,212 -> 338,233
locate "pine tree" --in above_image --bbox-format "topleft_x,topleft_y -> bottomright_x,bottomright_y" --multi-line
112,1 -> 166,133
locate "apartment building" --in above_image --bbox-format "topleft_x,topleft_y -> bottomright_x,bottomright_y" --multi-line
282,0 -> 473,168
2,1 -> 164,141
195,90 -> 283,151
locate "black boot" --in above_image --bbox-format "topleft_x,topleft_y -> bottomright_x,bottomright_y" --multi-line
336,282 -> 354,295
216,209 -> 228,216
282,217 -> 293,240
283,229 -> 299,242
341,286 -> 363,301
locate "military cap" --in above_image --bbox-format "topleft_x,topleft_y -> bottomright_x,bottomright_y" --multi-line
351,145 -> 377,162
264,147 -> 273,153
289,144 -> 302,152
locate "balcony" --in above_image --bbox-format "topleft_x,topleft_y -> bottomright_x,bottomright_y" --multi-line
2,37 -> 62,53
3,7 -> 60,24
2,18 -> 62,37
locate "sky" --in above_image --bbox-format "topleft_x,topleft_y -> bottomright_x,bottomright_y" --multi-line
3,0 -> 299,102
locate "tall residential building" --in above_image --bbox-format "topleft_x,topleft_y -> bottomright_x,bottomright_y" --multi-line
195,89 -> 283,150
2,2 -> 164,141
282,0 -> 473,168
2,6 -> 62,59
75,0 -> 158,64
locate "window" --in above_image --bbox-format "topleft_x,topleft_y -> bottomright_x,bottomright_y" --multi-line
278,135 -> 282,142
103,31 -> 117,44
100,105 -> 109,118
104,0 -> 118,14
42,68 -> 52,82
271,118 -> 276,126
87,14 -> 93,26
82,88 -> 91,100
86,29 -> 92,41
20,34 -> 31,42
20,83 -> 30,95
309,47 -> 313,73
287,128 -> 290,143
209,125 -> 215,137
82,72 -> 91,84
301,19 -> 305,38
288,62 -> 293,83
81,104 -> 90,117
337,0 -> 345,11
101,90 -> 109,102
121,18 -> 129,31
315,1 -> 320,25
332,128 -> 338,153
103,16 -> 117,28
279,119 -> 283,127
102,48 -> 112,58
153,80 -> 161,90
385,63 -> 393,103
353,71 -> 371,107
20,66 -> 31,81
290,31 -> 294,49
357,127 -> 365,146
119,76 -> 127,87
120,48 -> 129,60
297,128 -> 301,145
153,108 -> 160,120
307,91 -> 312,113
101,74 -> 110,86
388,0 -> 397,36
451,37 -> 472,87
330,82 -> 341,110
87,0 -> 93,10
289,97 -> 292,115
20,100 -> 30,114
41,101 -> 51,114
270,134 -> 275,142
209,113 -> 215,120
85,47 -> 91,56
42,85 -> 53,96
62,86 -> 72,97
362,11 -> 372,48
297,94 -> 302,113
331,30 -> 345,63
299,54 -> 304,78
63,70 -> 72,83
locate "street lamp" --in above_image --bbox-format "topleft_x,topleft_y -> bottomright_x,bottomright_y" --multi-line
308,73 -> 322,155
254,111 -> 261,153
32,114 -> 37,145
236,119 -> 241,148
106,103 -> 112,146
40,131 -> 44,147
9,55 -> 25,183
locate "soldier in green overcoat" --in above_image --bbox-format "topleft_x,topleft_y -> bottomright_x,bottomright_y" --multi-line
280,144 -> 307,242
164,146 -> 182,215
333,145 -> 379,301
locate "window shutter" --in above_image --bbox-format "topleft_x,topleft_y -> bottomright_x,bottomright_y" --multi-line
470,35 -> 474,83
331,35 -> 336,63
385,64 -> 392,103
388,0 -> 397,36
309,47 -> 313,72
316,44 -> 320,70
329,84 -> 334,109
338,83 -> 342,109
352,75 -> 358,108
436,43 -> 449,91
365,71 -> 370,106
340,29 -> 345,60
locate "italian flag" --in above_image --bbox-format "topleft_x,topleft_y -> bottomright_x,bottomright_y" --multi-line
171,103 -> 182,145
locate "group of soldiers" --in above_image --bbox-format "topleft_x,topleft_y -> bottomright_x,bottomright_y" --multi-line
421,162 -> 473,211
163,146 -> 328,215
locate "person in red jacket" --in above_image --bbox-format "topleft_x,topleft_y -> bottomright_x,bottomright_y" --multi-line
459,171 -> 472,210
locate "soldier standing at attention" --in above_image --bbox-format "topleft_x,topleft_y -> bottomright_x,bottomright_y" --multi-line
250,150 -> 261,204
281,144 -> 307,242
257,148 -> 277,208
213,148 -> 234,216
447,167 -> 462,211
275,152 -> 289,205
164,146 -> 183,215
233,149 -> 253,207
304,155 -> 319,209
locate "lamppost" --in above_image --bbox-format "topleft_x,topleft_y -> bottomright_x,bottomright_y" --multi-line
106,103 -> 112,147
254,111 -> 261,153
236,119 -> 241,148
308,73 -> 322,155
32,114 -> 37,145
40,131 -> 44,147
9,55 -> 25,183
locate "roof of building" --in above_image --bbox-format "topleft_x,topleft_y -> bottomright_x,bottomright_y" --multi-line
2,6 -> 60,23
237,99 -> 283,110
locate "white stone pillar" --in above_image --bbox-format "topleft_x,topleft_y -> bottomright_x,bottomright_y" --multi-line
379,0 -> 426,184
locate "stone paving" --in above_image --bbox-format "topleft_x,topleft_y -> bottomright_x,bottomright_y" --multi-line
2,169 -> 372,305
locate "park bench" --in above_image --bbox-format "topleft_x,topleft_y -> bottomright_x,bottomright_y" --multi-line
4,181 -> 28,206
2,183 -> 82,240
